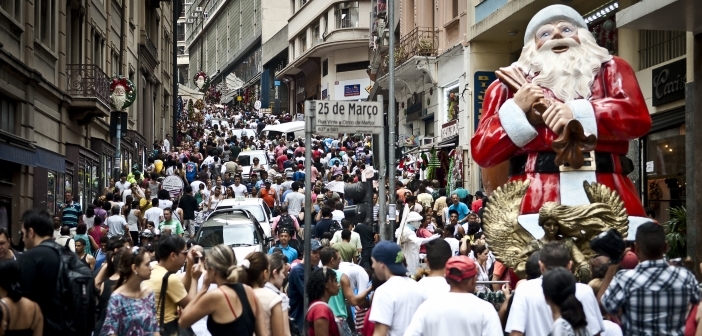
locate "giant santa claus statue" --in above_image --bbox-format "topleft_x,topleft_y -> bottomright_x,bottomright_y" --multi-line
471,5 -> 651,238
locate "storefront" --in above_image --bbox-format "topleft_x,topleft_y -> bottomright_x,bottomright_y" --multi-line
32,148 -> 69,216
642,59 -> 687,224
91,138 -> 116,194
66,144 -> 100,210
128,130 -> 148,173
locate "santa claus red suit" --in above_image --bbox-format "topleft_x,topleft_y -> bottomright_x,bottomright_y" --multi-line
472,56 -> 650,218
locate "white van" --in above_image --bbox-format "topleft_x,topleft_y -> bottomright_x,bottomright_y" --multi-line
260,121 -> 305,141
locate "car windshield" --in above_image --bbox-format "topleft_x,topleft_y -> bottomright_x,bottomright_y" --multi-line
196,224 -> 259,248
224,205 -> 266,222
238,153 -> 267,166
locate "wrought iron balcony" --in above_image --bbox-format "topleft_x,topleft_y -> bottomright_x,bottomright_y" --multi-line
377,27 -> 439,78
66,64 -> 111,107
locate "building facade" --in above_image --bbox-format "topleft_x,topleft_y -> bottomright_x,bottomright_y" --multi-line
0,0 -> 174,240
276,0 -> 373,115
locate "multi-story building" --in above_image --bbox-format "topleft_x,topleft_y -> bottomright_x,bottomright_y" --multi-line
0,0 -> 173,240
184,0 -> 287,110
615,0 -> 700,265
367,0 -> 469,188
276,0 -> 373,115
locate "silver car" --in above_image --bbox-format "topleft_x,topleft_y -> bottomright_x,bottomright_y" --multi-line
195,208 -> 273,259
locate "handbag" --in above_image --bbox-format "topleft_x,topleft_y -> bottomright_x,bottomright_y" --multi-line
158,272 -> 195,336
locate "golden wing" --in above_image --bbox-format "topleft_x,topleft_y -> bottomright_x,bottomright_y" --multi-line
483,179 -> 534,270
576,181 -> 630,260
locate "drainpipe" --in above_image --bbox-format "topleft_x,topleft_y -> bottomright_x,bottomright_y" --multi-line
119,0 -> 126,74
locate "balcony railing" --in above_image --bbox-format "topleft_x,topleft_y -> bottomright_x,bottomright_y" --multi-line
143,35 -> 158,60
66,64 -> 111,107
378,27 -> 439,77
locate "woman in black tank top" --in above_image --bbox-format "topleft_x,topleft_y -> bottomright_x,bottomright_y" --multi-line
177,244 -> 265,336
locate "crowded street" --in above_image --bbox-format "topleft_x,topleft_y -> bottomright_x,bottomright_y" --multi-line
1,0 -> 702,336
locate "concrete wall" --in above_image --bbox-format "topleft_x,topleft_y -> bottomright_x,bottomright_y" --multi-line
263,26 -> 289,65
262,0 -> 291,43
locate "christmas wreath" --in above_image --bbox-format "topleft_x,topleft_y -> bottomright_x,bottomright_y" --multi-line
109,76 -> 137,111
193,71 -> 210,92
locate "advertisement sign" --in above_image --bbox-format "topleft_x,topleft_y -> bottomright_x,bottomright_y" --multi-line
162,175 -> 184,198
306,100 -> 384,135
441,119 -> 459,140
652,58 -> 686,106
334,78 -> 371,100
473,71 -> 497,130
399,134 -> 420,147
344,84 -> 361,97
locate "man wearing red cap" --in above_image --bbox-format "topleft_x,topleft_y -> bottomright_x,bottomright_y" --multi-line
405,256 -> 502,336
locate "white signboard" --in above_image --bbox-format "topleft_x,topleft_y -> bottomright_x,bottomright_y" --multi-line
162,176 -> 184,198
441,119 -> 459,140
334,78 -> 371,101
307,100 -> 384,135
645,161 -> 654,173
254,100 -> 262,110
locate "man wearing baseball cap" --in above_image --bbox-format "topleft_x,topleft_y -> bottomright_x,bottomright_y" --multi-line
369,241 -> 426,336
404,256 -> 502,336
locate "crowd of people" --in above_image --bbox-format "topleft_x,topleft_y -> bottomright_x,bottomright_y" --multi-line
0,105 -> 700,336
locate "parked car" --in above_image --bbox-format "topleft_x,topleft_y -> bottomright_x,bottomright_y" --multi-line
214,197 -> 273,237
236,150 -> 270,182
195,208 -> 273,260
230,128 -> 257,141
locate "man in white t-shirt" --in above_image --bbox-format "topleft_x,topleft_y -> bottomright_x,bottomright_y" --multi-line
505,242 -> 605,336
115,173 -> 131,195
230,176 -> 248,197
369,241 -> 426,336
284,182 -> 305,220
442,225 -> 460,257
330,220 -> 362,255
405,255 -> 503,336
417,240 -> 451,301
143,199 -> 165,226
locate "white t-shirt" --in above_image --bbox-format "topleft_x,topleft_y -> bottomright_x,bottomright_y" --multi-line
416,276 -> 450,301
231,184 -> 248,197
121,189 -> 132,204
369,276 -> 426,336
444,237 -> 460,256
505,277 -> 604,336
115,181 -> 131,194
338,262 -> 369,293
285,192 -> 305,216
602,320 -> 622,336
144,207 -> 164,227
404,292 -> 503,336
331,210 -> 345,222
549,317 -> 591,336
158,199 -> 173,210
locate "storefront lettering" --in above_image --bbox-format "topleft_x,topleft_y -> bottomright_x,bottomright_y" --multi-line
651,58 -> 686,106
473,71 -> 497,130
441,119 -> 459,139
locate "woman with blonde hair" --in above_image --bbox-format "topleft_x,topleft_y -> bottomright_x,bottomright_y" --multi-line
178,244 -> 266,336
244,252 -> 290,336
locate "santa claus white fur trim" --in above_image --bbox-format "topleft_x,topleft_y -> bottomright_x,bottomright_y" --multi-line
524,5 -> 587,44
498,98 -> 538,147
566,99 -> 598,138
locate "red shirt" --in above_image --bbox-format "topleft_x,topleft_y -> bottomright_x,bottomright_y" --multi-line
306,301 -> 339,336
471,199 -> 483,213
276,155 -> 287,171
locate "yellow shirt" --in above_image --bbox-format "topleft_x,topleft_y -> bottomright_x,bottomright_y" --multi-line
154,160 -> 164,174
140,198 -> 152,212
145,265 -> 187,323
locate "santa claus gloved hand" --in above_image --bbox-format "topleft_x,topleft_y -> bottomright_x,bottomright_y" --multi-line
542,101 -> 574,134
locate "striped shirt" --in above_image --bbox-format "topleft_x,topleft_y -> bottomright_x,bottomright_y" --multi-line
61,202 -> 82,227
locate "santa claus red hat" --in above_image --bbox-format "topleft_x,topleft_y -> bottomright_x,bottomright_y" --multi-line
524,5 -> 587,44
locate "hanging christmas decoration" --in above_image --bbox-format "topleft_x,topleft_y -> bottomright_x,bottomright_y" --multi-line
193,71 -> 211,92
204,86 -> 222,104
108,76 -> 137,111
426,147 -> 440,180
194,99 -> 205,111
187,99 -> 194,119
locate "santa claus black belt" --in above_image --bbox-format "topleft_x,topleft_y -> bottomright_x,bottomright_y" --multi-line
509,152 -> 634,176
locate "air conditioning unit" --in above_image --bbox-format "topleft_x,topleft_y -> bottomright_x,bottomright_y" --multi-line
194,6 -> 203,13
422,137 -> 434,145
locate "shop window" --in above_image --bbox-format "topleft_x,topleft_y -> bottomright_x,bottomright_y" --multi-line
336,2 -> 359,29
645,125 -> 686,224
78,158 -> 98,209
639,30 -> 686,70
444,82 -> 460,121
0,95 -> 17,134
47,171 -> 67,215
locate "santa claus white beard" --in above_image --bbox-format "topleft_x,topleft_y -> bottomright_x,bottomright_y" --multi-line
515,32 -> 612,102
195,79 -> 205,89
112,94 -> 127,111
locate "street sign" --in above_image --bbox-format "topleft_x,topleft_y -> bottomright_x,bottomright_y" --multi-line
306,100 -> 384,135
254,100 -> 262,110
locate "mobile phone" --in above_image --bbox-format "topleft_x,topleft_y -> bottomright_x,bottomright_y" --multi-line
194,256 -> 200,264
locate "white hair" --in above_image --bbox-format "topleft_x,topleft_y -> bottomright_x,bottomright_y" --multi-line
514,28 -> 612,102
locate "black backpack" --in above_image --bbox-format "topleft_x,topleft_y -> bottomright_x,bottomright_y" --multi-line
40,241 -> 96,335
329,220 -> 342,234
277,214 -> 296,235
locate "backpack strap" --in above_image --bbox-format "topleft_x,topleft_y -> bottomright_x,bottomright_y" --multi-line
158,272 -> 173,326
64,238 -> 72,250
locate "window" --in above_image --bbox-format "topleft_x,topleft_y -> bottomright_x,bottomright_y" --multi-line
177,23 -> 185,42
336,2 -> 359,29
0,95 -> 16,134
444,82 -> 459,121
0,0 -> 21,22
313,22 -> 320,43
322,59 -> 328,77
300,34 -> 307,53
645,125 -> 686,223
129,0 -> 135,22
452,0 -> 459,18
639,30 -> 686,70
36,0 -> 56,49
336,61 -> 370,73
111,51 -> 119,77
93,32 -> 104,69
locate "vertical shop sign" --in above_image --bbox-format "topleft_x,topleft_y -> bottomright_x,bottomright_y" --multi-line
473,71 -> 497,131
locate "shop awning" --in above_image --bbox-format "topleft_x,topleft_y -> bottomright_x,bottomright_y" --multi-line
36,147 -> 66,173
0,142 -> 37,167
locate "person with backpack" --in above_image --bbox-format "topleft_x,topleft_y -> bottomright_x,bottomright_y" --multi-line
271,206 -> 301,255
54,225 -> 75,252
314,207 -> 336,239
18,208 -> 96,336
